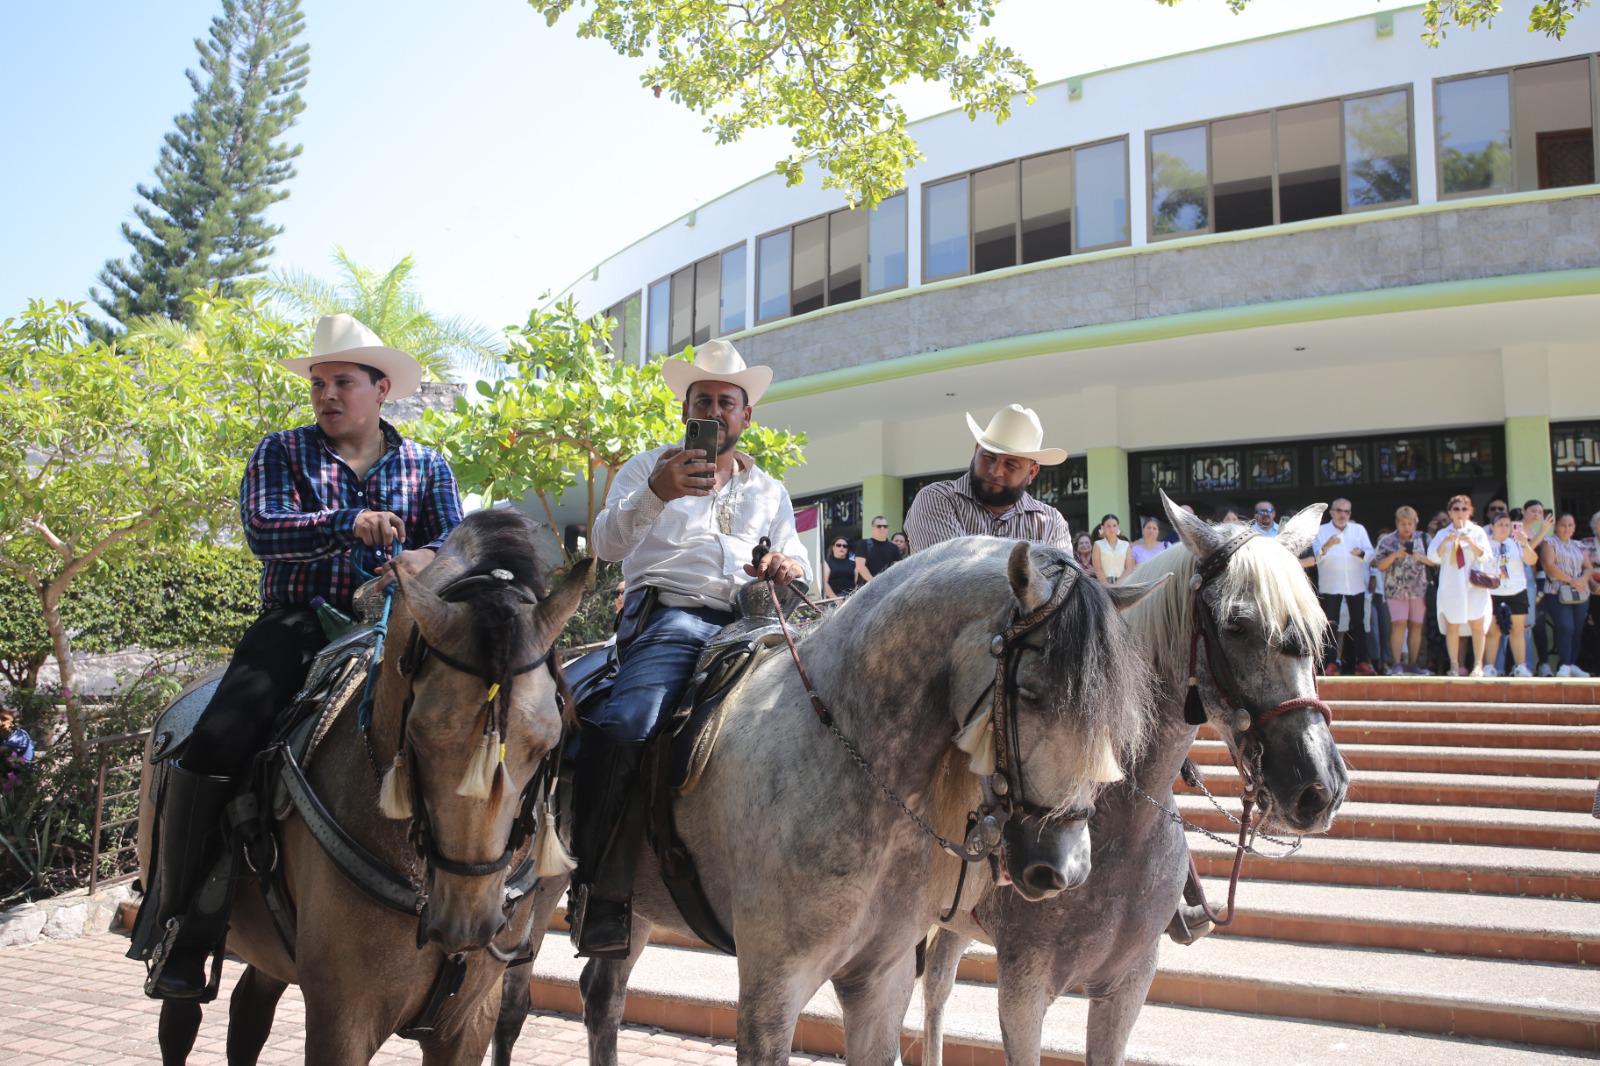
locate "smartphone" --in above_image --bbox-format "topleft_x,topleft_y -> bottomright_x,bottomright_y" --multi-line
683,418 -> 720,480
1513,521 -> 1524,538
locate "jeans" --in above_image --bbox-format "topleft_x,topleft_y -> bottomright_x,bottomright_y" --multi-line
1368,594 -> 1390,668
1320,592 -> 1369,666
587,604 -> 733,743
1544,595 -> 1592,669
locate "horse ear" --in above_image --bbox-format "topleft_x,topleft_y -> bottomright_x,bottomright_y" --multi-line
1006,541 -> 1053,613
528,557 -> 594,650
1160,490 -> 1226,561
1275,503 -> 1327,558
394,567 -> 469,648
1104,572 -> 1170,613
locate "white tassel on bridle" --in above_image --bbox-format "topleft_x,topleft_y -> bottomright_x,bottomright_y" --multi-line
954,710 -> 997,775
532,796 -> 577,877
457,682 -> 505,799
378,751 -> 413,820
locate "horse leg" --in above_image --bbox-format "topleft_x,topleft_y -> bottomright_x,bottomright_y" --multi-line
995,968 -> 1053,1066
492,959 -> 533,1066
735,952 -> 829,1066
833,946 -> 918,1066
1083,939 -> 1159,1066
579,914 -> 652,1066
158,999 -> 203,1066
920,929 -> 970,1066
420,979 -> 501,1066
226,964 -> 287,1065
302,996 -> 386,1066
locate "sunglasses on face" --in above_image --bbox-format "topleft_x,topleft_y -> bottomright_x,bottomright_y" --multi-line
833,542 -> 848,548
1255,509 -> 1273,516
1449,506 -> 1470,512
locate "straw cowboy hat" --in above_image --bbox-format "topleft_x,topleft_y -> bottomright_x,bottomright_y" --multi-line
662,339 -> 773,406
965,404 -> 1068,466
279,314 -> 423,400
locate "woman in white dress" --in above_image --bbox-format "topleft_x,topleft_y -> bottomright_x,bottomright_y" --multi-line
1092,513 -> 1131,586
1427,494 -> 1494,676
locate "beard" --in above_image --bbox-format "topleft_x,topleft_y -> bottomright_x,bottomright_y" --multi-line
716,425 -> 742,455
968,458 -> 1026,507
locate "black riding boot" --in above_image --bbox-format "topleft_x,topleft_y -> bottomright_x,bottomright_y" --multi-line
1165,865 -> 1216,945
569,724 -> 648,959
141,764 -> 234,1000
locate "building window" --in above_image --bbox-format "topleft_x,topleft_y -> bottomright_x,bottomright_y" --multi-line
1343,89 -> 1413,209
1436,56 -> 1595,199
602,293 -> 641,363
668,265 -> 693,356
692,255 -> 719,346
756,193 -> 908,323
1150,126 -> 1209,236
646,278 -> 669,357
649,243 -> 747,357
719,243 -> 746,335
1212,112 -> 1273,232
1277,100 -> 1343,223
924,137 -> 1132,279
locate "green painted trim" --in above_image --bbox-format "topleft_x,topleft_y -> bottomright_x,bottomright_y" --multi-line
860,475 -> 905,538
1086,448 -> 1131,540
763,267 -> 1600,405
1505,416 -> 1555,511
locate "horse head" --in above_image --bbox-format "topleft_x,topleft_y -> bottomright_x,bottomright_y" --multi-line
1159,491 -> 1348,834
978,541 -> 1162,900
379,512 -> 591,953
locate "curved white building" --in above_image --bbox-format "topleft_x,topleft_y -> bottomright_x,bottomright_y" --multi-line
561,5 -> 1600,546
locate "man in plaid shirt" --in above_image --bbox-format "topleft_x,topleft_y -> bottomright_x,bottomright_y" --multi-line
136,315 -> 463,1001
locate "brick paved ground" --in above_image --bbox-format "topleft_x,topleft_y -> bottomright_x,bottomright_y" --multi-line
2,932 -> 837,1065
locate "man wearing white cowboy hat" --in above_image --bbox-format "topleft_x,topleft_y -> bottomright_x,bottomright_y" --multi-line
904,404 -> 1073,553
572,338 -> 811,957
131,314 -> 463,1000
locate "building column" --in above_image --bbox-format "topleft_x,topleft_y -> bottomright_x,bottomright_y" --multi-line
861,474 -> 905,537
1086,447 -> 1130,535
1505,416 -> 1555,510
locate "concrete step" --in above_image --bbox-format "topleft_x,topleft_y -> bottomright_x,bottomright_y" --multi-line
1189,738 -> 1600,779
1188,763 -> 1597,813
1326,700 -> 1600,726
1202,719 -> 1600,749
526,932 -> 1592,1065
1188,832 -> 1600,899
1317,677 -> 1600,705
1174,794 -> 1600,852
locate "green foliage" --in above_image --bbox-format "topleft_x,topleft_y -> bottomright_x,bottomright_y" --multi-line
559,559 -> 625,647
1441,141 -> 1514,194
412,299 -> 807,566
526,0 -> 1034,208
93,0 -> 309,330
267,248 -> 506,381
70,545 -> 260,656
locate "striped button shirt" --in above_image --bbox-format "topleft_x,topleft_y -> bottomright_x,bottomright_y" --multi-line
241,420 -> 464,612
904,472 -> 1072,553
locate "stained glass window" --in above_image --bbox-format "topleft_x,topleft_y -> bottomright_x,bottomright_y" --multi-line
1374,438 -> 1431,482
1189,452 -> 1242,494
1552,422 -> 1600,473
1140,456 -> 1184,497
1249,449 -> 1295,488
1314,442 -> 1366,486
1438,434 -> 1495,480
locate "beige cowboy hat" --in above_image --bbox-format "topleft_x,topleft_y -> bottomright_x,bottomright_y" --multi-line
965,404 -> 1068,466
662,338 -> 773,406
279,314 -> 423,400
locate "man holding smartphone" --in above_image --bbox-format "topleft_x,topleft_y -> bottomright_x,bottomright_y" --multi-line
574,339 -> 811,958
1305,497 -> 1376,675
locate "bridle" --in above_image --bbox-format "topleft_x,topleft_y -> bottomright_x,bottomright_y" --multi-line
378,569 -> 568,913
1175,530 -> 1334,925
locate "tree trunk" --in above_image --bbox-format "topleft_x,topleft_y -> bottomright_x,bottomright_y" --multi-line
40,591 -> 86,757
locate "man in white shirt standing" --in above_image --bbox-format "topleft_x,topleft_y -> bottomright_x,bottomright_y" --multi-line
572,339 -> 811,958
1305,497 -> 1376,675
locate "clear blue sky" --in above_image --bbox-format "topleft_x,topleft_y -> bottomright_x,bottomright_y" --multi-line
1,0 -> 1417,339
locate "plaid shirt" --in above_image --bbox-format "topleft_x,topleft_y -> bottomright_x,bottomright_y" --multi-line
904,472 -> 1072,554
241,420 -> 463,612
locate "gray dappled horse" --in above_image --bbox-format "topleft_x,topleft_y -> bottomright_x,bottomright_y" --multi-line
921,495 -> 1349,1066
135,511 -> 589,1066
495,537 -> 1160,1066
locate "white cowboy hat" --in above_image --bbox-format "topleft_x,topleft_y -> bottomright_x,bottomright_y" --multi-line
279,314 -> 423,400
965,404 -> 1068,466
661,338 -> 773,406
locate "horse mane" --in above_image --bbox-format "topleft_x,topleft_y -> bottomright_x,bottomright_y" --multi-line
422,509 -> 552,683
1123,527 -> 1327,691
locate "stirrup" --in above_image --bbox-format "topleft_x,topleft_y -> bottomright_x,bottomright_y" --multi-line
1165,903 -> 1215,946
567,885 -> 633,959
143,918 -> 225,1002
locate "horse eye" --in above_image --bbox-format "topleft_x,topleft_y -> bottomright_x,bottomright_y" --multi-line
1223,617 -> 1247,635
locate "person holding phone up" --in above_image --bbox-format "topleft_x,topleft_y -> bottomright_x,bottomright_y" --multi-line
1427,494 -> 1495,676
1373,506 -> 1436,674
1306,497 -> 1376,675
574,340 -> 812,958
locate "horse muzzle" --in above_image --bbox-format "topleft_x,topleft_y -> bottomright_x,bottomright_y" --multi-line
1251,703 -> 1349,835
421,879 -> 510,953
1002,813 -> 1091,901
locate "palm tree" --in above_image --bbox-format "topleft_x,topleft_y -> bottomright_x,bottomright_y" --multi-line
266,248 -> 505,380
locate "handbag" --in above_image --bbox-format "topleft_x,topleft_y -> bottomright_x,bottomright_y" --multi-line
1469,566 -> 1501,590
1558,583 -> 1588,606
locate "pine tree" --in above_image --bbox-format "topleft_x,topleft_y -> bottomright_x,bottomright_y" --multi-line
93,0 -> 308,330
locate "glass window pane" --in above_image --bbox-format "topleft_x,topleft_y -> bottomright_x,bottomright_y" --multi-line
1345,89 -> 1412,208
791,217 -> 827,316
1514,58 -> 1595,190
621,293 -> 641,363
1277,101 -> 1342,223
1212,112 -> 1273,232
719,244 -> 746,334
603,300 -> 626,356
1150,126 -> 1209,236
756,232 -> 790,322
924,177 -> 970,278
828,207 -> 867,305
1074,140 -> 1129,249
972,161 -> 1019,272
692,256 -> 718,345
1021,150 -> 1072,263
1438,74 -> 1512,195
868,192 -> 907,292
668,266 -> 693,356
647,278 -> 669,356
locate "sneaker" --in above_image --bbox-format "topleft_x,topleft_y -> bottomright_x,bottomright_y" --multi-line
1449,666 -> 1466,677
1512,664 -> 1533,677
1558,665 -> 1575,678
1354,662 -> 1377,677
1481,665 -> 1498,678
1322,662 -> 1341,676
1571,666 -> 1591,678
1539,663 -> 1556,677
1468,666 -> 1484,678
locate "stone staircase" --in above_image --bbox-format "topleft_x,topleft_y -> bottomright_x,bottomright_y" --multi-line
527,677 -> 1600,1064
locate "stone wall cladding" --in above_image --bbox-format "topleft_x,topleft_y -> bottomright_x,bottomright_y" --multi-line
737,195 -> 1600,381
